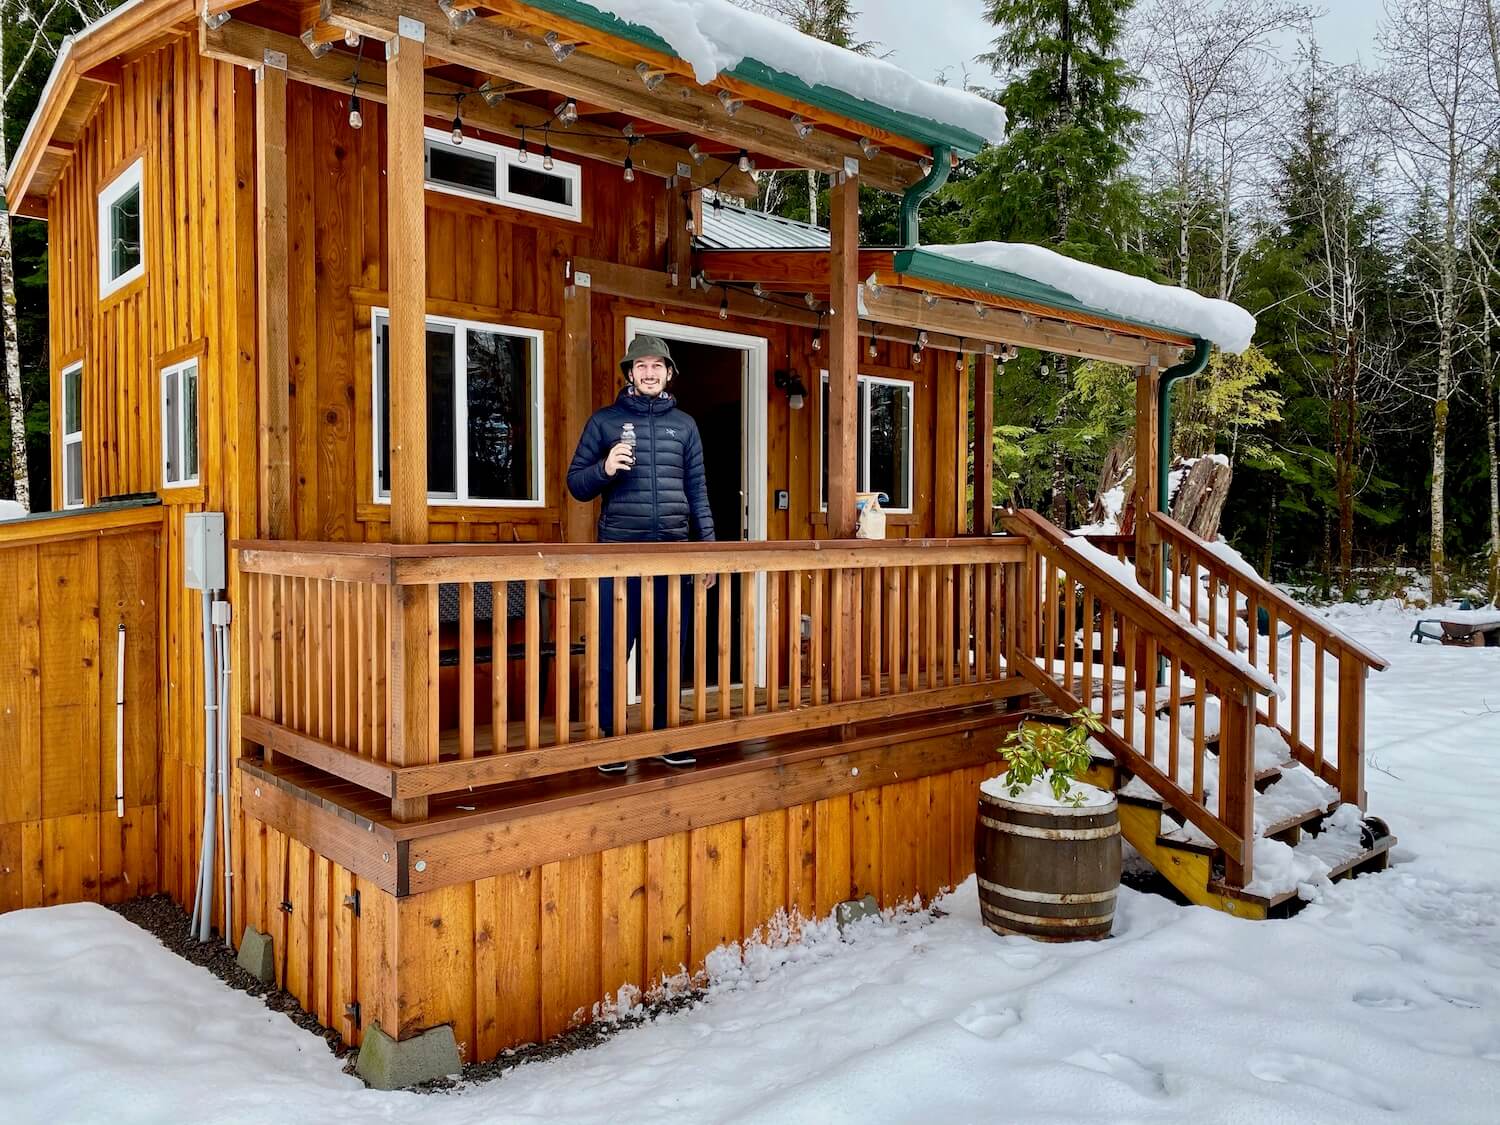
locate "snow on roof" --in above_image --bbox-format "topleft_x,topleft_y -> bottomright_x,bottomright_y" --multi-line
574,1 -> 1006,146
699,197 -> 829,250
924,242 -> 1257,353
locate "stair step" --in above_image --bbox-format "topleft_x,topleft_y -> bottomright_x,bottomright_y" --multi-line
1260,801 -> 1335,843
1209,830 -> 1398,914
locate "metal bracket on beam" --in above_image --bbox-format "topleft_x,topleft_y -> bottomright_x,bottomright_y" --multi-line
397,15 -> 426,42
262,48 -> 288,71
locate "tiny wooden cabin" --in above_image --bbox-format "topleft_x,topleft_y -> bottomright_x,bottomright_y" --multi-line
2,0 -> 1392,1066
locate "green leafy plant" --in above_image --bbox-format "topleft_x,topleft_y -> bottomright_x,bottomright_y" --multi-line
998,709 -> 1105,806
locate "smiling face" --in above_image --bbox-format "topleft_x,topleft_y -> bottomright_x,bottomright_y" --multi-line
629,354 -> 672,397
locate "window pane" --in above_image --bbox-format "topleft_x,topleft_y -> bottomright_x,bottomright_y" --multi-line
162,368 -> 179,483
820,379 -> 871,506
110,184 -> 142,280
866,382 -> 910,508
183,365 -> 199,481
377,321 -> 391,494
426,326 -> 457,496
65,443 -> 83,506
820,378 -> 828,508
427,142 -> 496,196
507,164 -> 572,207
64,369 -> 81,436
466,329 -> 535,501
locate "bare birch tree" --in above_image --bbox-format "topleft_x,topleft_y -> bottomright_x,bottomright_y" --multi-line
0,0 -> 113,511
1365,0 -> 1499,605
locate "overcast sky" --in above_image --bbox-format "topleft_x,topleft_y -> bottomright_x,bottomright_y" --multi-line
856,0 -> 1383,89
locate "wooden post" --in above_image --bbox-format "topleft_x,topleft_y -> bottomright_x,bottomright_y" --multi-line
826,166 -> 859,539
666,179 -> 695,286
255,54 -> 290,539
954,354 -> 971,534
827,165 -> 860,705
975,352 -> 995,536
385,18 -> 435,823
935,354 -> 960,535
1132,360 -> 1161,596
1336,658 -> 1367,808
1219,687 -> 1257,888
561,274 -> 594,544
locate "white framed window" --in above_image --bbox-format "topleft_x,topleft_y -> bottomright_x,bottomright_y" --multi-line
371,310 -> 545,507
98,157 -> 145,297
819,371 -> 914,513
422,127 -> 582,223
160,357 -> 200,488
61,362 -> 83,509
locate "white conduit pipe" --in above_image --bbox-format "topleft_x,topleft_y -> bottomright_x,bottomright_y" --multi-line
115,624 -> 126,819
214,600 -> 234,949
191,588 -> 219,942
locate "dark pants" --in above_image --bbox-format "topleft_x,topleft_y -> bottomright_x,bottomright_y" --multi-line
598,575 -> 674,736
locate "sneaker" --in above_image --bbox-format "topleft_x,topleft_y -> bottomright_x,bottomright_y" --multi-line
658,751 -> 697,768
596,761 -> 628,775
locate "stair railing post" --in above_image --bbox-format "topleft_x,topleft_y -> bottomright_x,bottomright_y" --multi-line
1219,684 -> 1257,889
1336,655 -> 1367,808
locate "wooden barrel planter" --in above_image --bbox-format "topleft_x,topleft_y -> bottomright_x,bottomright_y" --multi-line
975,785 -> 1121,942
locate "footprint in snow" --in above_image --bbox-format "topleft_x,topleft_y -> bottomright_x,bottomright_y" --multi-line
1066,1049 -> 1166,1097
953,998 -> 1020,1040
999,950 -> 1046,970
1353,989 -> 1417,1012
1248,1052 -> 1397,1112
1433,991 -> 1482,1009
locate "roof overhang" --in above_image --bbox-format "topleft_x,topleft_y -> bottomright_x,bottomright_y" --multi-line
10,0 -> 197,218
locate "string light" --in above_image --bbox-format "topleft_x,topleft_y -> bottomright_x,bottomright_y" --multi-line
451,108 -> 464,145
555,98 -> 579,126
812,315 -> 823,352
623,153 -> 635,182
718,90 -> 744,116
973,302 -> 988,318
923,293 -> 938,308
636,62 -> 666,90
917,330 -> 929,347
544,31 -> 578,61
344,28 -> 360,47
719,287 -> 730,320
348,89 -> 363,130
683,192 -> 696,234
737,149 -> 752,173
868,335 -> 878,359
543,138 -> 555,171
804,292 -> 819,309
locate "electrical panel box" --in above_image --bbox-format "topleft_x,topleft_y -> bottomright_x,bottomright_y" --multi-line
183,512 -> 226,591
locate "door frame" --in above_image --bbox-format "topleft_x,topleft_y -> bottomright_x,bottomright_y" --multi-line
623,316 -> 769,685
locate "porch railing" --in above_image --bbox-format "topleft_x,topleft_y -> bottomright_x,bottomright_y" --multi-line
238,537 -> 1031,815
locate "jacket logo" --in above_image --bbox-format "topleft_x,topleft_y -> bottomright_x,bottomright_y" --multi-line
665,427 -> 677,437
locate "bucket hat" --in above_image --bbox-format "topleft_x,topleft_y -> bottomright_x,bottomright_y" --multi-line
619,333 -> 676,377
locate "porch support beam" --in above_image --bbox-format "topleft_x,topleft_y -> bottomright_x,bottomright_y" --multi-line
254,54 -> 291,540
561,273 -> 594,544
319,0 -> 922,192
1133,360 -> 1161,597
974,352 -> 995,536
386,19 -> 437,827
827,167 -> 860,538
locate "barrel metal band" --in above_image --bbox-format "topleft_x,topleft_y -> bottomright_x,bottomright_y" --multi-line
979,814 -> 1120,840
981,901 -> 1114,928
978,876 -> 1117,904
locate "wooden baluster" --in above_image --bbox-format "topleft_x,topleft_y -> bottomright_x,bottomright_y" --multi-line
1219,686 -> 1257,888
554,578 -> 570,745
1038,556 -> 1053,677
1192,674 -> 1207,802
1266,604 -> 1279,729
1189,549 -> 1201,626
993,563 -> 1007,679
717,572 -> 732,719
788,571 -> 803,708
526,579 -> 541,750
853,569 -> 865,698
1080,586 -> 1094,705
1336,653 -> 1366,807
1314,641 -> 1326,774
810,569 -> 826,705
1290,622 -> 1302,749
459,582 -> 475,759
1003,560 -> 1020,674
1227,575 -> 1239,653
609,577 -> 628,736
667,577 -> 682,727
694,575 -> 709,723
585,578 -> 600,740
884,566 -> 900,694
1122,618 -> 1136,751
740,571 -> 756,715
374,584 -> 388,760
1063,566 -> 1076,694
313,580 -> 326,741
830,567 -> 847,704
1142,636 -> 1157,768
959,564 -> 973,684
926,564 -> 939,691
866,566 -> 881,694
491,581 -> 508,753
974,563 -> 988,683
1167,655 -> 1182,788
352,579 -> 365,756
905,566 -> 921,690
1207,567 -> 1220,646
941,564 -> 955,687
1099,603 -> 1113,730
640,575 -> 655,732
766,571 -> 781,713
1246,592 -> 1260,677
1169,541 -> 1181,611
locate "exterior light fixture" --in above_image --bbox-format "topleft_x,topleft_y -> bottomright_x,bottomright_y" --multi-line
451,111 -> 464,145
543,142 -> 555,171
344,29 -> 360,47
775,370 -> 809,410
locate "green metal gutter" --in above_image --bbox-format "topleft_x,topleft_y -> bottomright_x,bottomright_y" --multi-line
523,0 -> 993,158
889,247 -> 1196,343
1158,338 -> 1213,510
899,147 -> 951,246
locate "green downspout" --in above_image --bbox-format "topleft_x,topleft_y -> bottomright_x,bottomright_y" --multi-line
899,145 -> 953,246
1157,337 -> 1213,510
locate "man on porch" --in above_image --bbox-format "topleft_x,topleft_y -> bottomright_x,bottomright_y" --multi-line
567,335 -> 716,771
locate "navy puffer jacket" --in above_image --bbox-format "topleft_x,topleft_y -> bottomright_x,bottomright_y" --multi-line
567,388 -> 716,543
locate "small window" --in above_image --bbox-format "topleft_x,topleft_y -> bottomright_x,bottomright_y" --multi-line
160,357 -> 200,488
819,372 -> 915,513
372,310 -> 544,506
61,362 -> 83,508
422,128 -> 582,222
98,158 -> 145,296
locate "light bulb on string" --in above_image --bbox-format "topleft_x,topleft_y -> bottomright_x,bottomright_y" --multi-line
868,336 -> 878,359
518,129 -> 528,162
737,149 -> 752,173
635,62 -> 665,90
543,142 -> 555,171
719,289 -> 730,320
451,111 -> 463,145
623,154 -> 635,182
347,90 -> 363,130
812,318 -> 823,352
555,98 -> 578,126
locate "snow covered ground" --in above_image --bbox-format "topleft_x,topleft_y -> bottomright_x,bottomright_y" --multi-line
2,603 -> 1498,1124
